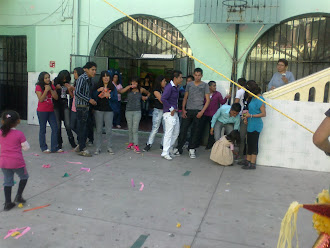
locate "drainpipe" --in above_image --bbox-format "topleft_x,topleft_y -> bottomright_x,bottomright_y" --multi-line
230,24 -> 239,104
73,0 -> 80,55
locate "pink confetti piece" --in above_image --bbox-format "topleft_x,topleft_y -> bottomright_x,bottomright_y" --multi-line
24,153 -> 39,157
139,182 -> 144,191
66,161 -> 82,164
182,208 -> 186,211
4,226 -> 31,239
131,179 -> 135,187
42,164 -> 51,168
80,167 -> 90,172
61,151 -> 70,154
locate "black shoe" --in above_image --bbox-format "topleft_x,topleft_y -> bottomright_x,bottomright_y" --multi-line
143,144 -> 151,152
14,195 -> 26,203
238,159 -> 248,166
4,202 -> 16,211
242,162 -> 256,170
160,145 -> 163,150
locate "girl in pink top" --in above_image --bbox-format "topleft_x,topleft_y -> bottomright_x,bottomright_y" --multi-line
0,110 -> 30,211
35,72 -> 63,153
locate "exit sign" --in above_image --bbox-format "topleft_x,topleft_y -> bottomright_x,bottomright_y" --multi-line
49,61 -> 55,68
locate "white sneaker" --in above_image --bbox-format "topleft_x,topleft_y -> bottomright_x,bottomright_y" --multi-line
74,145 -> 80,152
162,154 -> 172,160
172,148 -> 181,156
189,149 -> 196,159
94,149 -> 100,155
107,148 -> 114,155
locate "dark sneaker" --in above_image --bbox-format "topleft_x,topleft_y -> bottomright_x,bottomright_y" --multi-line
4,202 -> 16,211
14,195 -> 26,203
160,145 -> 163,150
242,162 -> 256,170
143,144 -> 151,152
238,159 -> 248,166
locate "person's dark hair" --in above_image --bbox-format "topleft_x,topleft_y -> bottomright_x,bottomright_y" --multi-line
187,75 -> 194,81
231,103 -> 242,113
194,68 -> 203,74
1,110 -> 20,137
244,80 -> 258,100
237,78 -> 247,87
251,86 -> 262,95
73,67 -> 84,87
226,130 -> 241,145
278,59 -> 288,67
36,71 -> 50,91
97,70 -> 115,91
54,70 -> 71,86
129,76 -> 141,91
84,61 -> 97,69
144,74 -> 150,80
153,75 -> 165,92
113,73 -> 120,84
208,80 -> 216,86
172,70 -> 182,80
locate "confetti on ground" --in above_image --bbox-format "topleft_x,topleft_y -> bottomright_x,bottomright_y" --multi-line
66,161 -> 82,164
183,245 -> 191,248
182,208 -> 186,211
226,183 -> 230,185
225,189 -> 230,192
176,222 -> 181,228
131,179 -> 135,187
42,164 -> 51,168
18,203 -> 23,208
4,227 -> 31,239
130,234 -> 149,248
77,208 -> 82,211
23,204 -> 50,212
62,173 -> 70,178
182,171 -> 191,176
139,182 -> 144,191
80,168 -> 91,172
168,233 -> 175,237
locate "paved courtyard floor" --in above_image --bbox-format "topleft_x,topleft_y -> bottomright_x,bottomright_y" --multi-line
0,123 -> 329,248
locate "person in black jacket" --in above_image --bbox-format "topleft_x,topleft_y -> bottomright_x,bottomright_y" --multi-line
53,70 -> 76,149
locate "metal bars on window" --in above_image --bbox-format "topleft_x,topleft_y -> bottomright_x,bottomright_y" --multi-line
244,15 -> 330,92
0,36 -> 27,119
94,16 -> 192,59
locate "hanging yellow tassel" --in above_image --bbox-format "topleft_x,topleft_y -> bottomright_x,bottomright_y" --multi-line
277,201 -> 303,248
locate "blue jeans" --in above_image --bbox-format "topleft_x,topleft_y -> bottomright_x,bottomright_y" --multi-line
2,167 -> 29,187
147,108 -> 164,145
113,101 -> 121,126
76,106 -> 89,151
37,111 -> 58,152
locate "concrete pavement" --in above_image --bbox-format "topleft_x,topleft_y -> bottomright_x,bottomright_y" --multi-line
0,123 -> 329,248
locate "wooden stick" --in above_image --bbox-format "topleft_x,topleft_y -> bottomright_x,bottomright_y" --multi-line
23,204 -> 51,212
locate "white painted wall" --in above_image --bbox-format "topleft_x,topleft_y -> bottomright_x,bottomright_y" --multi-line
28,72 -> 58,125
257,99 -> 330,172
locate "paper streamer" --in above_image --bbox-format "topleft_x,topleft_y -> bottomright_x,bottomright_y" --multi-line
131,179 -> 135,187
80,168 -> 90,172
139,182 -> 144,191
66,161 -> 82,164
23,204 -> 50,212
4,226 -> 31,239
42,164 -> 51,168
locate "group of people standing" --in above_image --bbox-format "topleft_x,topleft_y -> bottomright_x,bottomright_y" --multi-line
32,61 -> 269,171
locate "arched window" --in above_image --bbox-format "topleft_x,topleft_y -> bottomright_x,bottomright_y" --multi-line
294,92 -> 300,101
95,16 -> 192,58
308,87 -> 316,102
244,15 -> 330,92
324,82 -> 329,103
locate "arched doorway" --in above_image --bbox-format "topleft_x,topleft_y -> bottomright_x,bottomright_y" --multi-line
244,14 -> 330,92
94,15 -> 194,84
91,15 -> 194,131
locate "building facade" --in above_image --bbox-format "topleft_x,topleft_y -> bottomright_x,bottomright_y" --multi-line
0,0 -> 329,123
